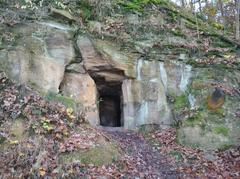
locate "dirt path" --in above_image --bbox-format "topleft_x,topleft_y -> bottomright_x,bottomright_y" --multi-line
102,129 -> 181,179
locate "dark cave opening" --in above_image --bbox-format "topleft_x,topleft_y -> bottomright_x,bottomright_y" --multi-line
88,69 -> 125,127
99,94 -> 122,127
98,82 -> 123,127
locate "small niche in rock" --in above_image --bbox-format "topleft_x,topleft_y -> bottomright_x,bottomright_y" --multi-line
98,83 -> 123,127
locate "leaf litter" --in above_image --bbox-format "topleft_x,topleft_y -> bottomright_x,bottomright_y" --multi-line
0,72 -> 239,178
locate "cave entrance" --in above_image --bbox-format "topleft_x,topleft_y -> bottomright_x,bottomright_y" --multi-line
99,94 -> 122,127
88,68 -> 125,127
98,82 -> 123,127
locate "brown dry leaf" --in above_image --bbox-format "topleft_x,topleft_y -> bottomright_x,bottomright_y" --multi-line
39,167 -> 46,176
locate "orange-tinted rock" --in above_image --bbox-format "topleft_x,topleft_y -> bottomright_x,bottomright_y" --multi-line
0,22 -> 75,93
207,88 -> 225,110
60,73 -> 99,126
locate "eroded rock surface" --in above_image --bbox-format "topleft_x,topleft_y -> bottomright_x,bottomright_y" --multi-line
0,7 -> 239,150
0,22 -> 74,93
60,73 -> 99,126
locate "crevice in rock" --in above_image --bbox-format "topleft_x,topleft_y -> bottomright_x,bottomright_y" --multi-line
64,30 -> 88,74
58,77 -> 64,95
71,28 -> 83,64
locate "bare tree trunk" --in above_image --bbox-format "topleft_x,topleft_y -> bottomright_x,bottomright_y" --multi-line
193,1 -> 200,39
204,0 -> 211,20
205,0 -> 209,6
190,0 -> 194,12
236,0 -> 240,40
218,0 -> 225,34
181,0 -> 185,7
195,12 -> 200,39
198,0 -> 202,13
180,0 -> 185,30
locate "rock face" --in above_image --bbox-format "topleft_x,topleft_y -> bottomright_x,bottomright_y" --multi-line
177,68 -> 240,150
77,36 -> 173,129
162,61 -> 192,95
0,22 -> 74,93
122,59 -> 173,129
1,15 -> 239,150
122,79 -> 172,129
60,73 -> 99,126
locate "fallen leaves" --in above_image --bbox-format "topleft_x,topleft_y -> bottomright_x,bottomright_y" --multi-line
9,140 -> 19,145
66,107 -> 75,120
192,53 -> 239,69
150,127 -> 240,178
59,132 -> 96,153
38,167 -> 46,177
236,109 -> 240,118
0,72 -> 239,178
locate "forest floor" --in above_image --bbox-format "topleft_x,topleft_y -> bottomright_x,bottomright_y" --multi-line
102,128 -> 240,178
0,72 -> 239,178
102,129 -> 180,178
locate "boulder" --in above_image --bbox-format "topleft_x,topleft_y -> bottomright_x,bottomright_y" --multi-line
177,68 -> 240,150
0,22 -> 74,93
60,73 -> 99,126
122,59 -> 173,129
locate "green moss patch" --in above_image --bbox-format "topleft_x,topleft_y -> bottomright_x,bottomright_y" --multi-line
183,112 -> 205,127
44,91 -> 76,109
169,150 -> 183,162
59,144 -> 120,166
218,144 -> 233,151
212,108 -> 226,117
117,0 -> 170,12
76,0 -> 94,20
174,94 -> 189,110
10,119 -> 27,141
213,125 -> 229,137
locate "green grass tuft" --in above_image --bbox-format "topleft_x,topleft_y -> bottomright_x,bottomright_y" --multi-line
169,150 -> 183,161
174,94 -> 189,110
183,112 -> 206,128
117,0 -> 169,12
213,125 -> 229,137
44,91 -> 76,109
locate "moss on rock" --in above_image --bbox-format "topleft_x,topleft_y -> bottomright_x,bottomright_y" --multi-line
177,125 -> 233,150
183,112 -> 205,128
44,91 -> 77,109
174,94 -> 189,110
10,119 -> 26,141
59,144 -> 120,166
213,125 -> 229,137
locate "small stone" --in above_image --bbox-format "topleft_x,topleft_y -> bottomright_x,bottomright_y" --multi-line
207,88 -> 225,110
88,21 -> 103,34
235,109 -> 240,118
179,54 -> 186,61
139,172 -> 145,178
204,152 -> 216,162
50,7 -> 75,22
